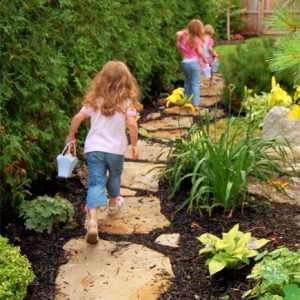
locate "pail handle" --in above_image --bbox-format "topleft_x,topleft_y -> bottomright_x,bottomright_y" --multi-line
61,141 -> 77,157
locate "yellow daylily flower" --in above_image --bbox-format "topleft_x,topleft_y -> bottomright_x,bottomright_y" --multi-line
294,85 -> 300,100
288,104 -> 300,121
181,103 -> 196,115
172,87 -> 184,97
270,76 -> 293,107
166,93 -> 182,107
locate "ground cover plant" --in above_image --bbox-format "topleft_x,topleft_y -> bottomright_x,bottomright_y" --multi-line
243,247 -> 300,299
19,195 -> 75,233
0,235 -> 35,300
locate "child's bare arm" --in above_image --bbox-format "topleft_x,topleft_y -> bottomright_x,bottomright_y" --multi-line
197,45 -> 208,64
209,45 -> 218,58
176,30 -> 185,47
126,116 -> 139,160
66,112 -> 87,144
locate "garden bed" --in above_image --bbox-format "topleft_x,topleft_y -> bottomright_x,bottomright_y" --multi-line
1,173 -> 300,300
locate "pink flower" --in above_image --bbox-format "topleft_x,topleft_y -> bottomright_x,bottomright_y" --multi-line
235,34 -> 244,40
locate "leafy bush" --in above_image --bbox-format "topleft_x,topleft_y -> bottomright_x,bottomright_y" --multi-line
0,0 -> 202,208
19,195 -> 74,233
243,247 -> 300,299
219,37 -> 292,111
198,224 -> 269,275
0,235 -> 35,300
164,109 -> 291,215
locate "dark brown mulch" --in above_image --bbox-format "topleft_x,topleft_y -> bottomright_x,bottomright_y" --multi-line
1,174 -> 300,300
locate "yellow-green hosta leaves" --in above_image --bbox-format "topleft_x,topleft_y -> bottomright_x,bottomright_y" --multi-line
198,224 -> 269,276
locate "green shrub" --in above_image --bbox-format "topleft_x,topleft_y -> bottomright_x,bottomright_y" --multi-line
198,224 -> 269,276
243,247 -> 300,299
0,0 -> 199,208
164,109 -> 292,215
19,195 -> 75,233
219,37 -> 292,111
0,235 -> 35,300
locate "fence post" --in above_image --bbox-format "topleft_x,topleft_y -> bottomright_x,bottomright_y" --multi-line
227,5 -> 231,41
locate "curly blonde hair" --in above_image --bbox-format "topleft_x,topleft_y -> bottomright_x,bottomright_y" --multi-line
204,24 -> 215,35
83,60 -> 143,116
186,19 -> 205,48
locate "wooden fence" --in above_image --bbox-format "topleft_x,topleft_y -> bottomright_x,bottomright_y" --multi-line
242,0 -> 300,35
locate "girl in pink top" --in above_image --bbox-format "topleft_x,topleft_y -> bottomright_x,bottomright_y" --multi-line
176,19 -> 208,106
203,24 -> 218,84
65,61 -> 143,244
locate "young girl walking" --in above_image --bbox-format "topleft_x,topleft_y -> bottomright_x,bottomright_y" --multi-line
203,24 -> 218,85
65,60 -> 143,244
176,19 -> 208,106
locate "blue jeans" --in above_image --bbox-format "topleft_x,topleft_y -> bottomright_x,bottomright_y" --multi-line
181,60 -> 201,106
86,151 -> 124,209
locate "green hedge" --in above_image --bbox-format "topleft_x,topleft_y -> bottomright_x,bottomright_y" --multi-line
1,0 -> 213,207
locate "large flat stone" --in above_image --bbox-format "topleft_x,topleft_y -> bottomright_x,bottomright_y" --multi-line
97,196 -> 170,234
124,140 -> 169,162
121,162 -> 164,192
141,117 -> 193,131
56,239 -> 174,300
248,178 -> 300,205
146,129 -> 187,140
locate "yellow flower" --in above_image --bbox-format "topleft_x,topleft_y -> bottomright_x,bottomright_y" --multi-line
172,87 -> 184,97
294,85 -> 300,100
270,76 -> 293,107
288,104 -> 300,121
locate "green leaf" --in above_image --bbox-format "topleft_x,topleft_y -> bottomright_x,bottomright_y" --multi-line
283,284 -> 300,300
208,258 -> 227,276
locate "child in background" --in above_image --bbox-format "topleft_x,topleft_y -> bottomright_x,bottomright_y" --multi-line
203,24 -> 218,85
65,60 -> 143,244
176,19 -> 208,106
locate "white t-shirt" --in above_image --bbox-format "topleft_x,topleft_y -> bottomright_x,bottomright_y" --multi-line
80,99 -> 137,155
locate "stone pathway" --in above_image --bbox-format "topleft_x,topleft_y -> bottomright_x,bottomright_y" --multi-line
55,74 -> 300,299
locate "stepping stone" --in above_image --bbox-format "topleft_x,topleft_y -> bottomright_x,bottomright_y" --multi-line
145,112 -> 161,121
120,187 -> 137,197
125,140 -> 169,162
163,106 -> 196,116
141,116 -> 193,131
121,162 -> 164,192
155,234 -> 180,248
248,179 -> 300,205
55,239 -> 174,300
147,129 -> 188,140
97,196 -> 170,234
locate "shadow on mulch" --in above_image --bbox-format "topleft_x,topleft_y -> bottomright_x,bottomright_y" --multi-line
1,174 -> 300,300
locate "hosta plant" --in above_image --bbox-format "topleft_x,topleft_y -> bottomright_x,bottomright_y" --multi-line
242,246 -> 300,299
19,195 -> 75,233
198,224 -> 269,276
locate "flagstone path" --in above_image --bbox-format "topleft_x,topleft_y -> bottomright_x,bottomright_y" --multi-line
55,74 -> 300,300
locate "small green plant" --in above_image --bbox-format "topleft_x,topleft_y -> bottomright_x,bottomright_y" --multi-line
19,195 -> 75,233
242,246 -> 300,299
0,235 -> 35,300
198,224 -> 269,276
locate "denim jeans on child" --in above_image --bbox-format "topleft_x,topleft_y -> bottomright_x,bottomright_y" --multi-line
181,59 -> 201,106
86,151 -> 124,209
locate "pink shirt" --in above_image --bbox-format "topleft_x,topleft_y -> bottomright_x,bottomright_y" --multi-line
203,35 -> 214,58
178,34 -> 203,61
80,99 -> 136,155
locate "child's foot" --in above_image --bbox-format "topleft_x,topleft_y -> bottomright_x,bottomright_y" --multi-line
108,195 -> 124,216
85,219 -> 99,244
